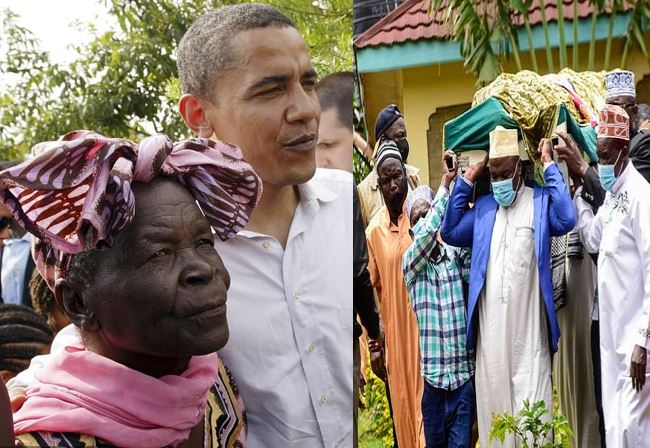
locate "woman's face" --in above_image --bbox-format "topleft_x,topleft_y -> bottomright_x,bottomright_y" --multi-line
83,178 -> 231,358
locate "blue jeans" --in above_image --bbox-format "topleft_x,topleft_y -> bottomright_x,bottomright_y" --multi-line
422,378 -> 474,448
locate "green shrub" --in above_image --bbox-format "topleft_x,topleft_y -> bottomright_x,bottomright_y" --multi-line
489,399 -> 573,448
359,354 -> 394,447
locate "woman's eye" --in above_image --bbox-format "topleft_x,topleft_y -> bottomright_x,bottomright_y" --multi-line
150,248 -> 171,259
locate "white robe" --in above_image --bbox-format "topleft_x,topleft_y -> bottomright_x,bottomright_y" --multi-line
552,252 -> 601,447
476,186 -> 553,447
575,163 -> 650,447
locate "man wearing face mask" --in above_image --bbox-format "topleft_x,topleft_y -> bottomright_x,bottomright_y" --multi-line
574,105 -> 650,446
358,104 -> 421,226
366,140 -> 425,448
441,128 -> 575,446
402,152 -> 475,448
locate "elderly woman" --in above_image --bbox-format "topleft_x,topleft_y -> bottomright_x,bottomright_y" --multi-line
0,130 -> 261,447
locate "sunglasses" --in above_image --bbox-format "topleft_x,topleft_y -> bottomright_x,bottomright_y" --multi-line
0,216 -> 14,231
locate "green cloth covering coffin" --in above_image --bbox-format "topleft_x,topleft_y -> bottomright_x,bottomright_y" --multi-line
443,70 -> 603,185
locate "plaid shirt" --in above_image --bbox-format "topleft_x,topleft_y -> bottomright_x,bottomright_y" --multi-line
403,187 -> 474,390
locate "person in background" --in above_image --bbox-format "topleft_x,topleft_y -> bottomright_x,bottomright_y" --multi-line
0,203 -> 13,250
353,181 -> 383,448
403,151 -> 474,448
29,270 -> 69,334
441,128 -> 575,446
0,160 -> 35,308
630,103 -> 650,183
0,304 -> 52,383
315,71 -> 353,172
554,73 -> 646,446
574,105 -> 650,446
358,104 -> 421,226
366,140 -> 424,447
0,229 -> 33,308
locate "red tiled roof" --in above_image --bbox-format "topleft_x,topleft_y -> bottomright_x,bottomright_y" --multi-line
354,0 -> 631,49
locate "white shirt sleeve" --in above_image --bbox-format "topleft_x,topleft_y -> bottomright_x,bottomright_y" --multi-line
631,197 -> 650,349
574,186 -> 603,254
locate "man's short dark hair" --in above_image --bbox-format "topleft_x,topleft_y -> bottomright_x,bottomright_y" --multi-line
315,71 -> 353,129
177,3 -> 296,101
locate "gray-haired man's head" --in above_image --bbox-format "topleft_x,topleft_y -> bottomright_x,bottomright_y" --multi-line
177,3 -> 296,102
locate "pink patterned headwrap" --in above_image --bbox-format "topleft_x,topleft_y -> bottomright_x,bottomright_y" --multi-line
597,104 -> 629,141
0,130 -> 262,290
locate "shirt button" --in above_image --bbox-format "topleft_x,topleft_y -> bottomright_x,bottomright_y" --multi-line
308,344 -> 316,353
262,241 -> 272,249
320,394 -> 328,404
334,443 -> 340,448
295,290 -> 301,300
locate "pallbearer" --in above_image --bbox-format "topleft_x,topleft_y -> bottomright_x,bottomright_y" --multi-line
442,128 -> 575,447
575,104 -> 650,447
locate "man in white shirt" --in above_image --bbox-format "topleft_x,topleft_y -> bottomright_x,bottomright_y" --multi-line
1,232 -> 33,307
177,4 -> 352,447
575,104 -> 650,446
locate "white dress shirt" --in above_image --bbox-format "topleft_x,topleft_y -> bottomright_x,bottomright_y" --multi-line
1,232 -> 32,305
216,168 -> 353,448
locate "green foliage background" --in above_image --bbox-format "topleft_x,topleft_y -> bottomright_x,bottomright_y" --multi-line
359,354 -> 394,447
0,0 -> 352,159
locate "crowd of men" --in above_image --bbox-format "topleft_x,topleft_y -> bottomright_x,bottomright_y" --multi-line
354,70 -> 650,447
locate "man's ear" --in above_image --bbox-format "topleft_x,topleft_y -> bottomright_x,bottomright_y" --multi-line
54,278 -> 99,333
178,94 -> 215,139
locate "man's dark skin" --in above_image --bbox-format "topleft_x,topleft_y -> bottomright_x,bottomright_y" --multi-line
557,131 -> 647,392
384,117 -> 406,142
409,151 -> 457,253
377,158 -> 407,225
609,93 -> 638,136
383,117 -> 409,162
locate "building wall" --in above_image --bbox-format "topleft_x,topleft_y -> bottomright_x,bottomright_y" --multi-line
360,35 -> 650,187
358,70 -> 403,147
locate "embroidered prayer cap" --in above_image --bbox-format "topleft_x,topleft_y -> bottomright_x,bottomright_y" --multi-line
406,185 -> 434,218
489,126 -> 519,159
0,130 -> 263,290
597,104 -> 630,141
375,139 -> 403,171
605,70 -> 635,100
374,104 -> 403,141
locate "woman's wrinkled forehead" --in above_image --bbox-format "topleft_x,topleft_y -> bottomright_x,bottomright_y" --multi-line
122,180 -> 209,240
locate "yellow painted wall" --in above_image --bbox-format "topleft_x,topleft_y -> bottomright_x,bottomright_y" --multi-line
360,35 -> 650,186
401,62 -> 476,184
358,70 -> 403,146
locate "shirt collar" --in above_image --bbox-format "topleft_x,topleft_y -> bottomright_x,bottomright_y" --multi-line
236,175 -> 338,240
296,175 -> 338,205
612,159 -> 634,194
4,232 -> 32,246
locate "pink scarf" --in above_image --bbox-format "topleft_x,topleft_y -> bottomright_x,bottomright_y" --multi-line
13,340 -> 219,447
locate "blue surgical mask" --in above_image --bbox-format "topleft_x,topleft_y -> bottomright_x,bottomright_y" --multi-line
598,150 -> 622,192
492,178 -> 516,207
